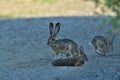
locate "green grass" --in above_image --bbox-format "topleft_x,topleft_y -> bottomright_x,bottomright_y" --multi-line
0,14 -> 14,18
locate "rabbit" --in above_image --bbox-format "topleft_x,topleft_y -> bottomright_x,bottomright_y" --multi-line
47,22 -> 79,59
51,46 -> 88,66
90,35 -> 115,56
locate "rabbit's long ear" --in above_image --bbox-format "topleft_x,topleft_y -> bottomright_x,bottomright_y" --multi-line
79,46 -> 84,55
110,35 -> 115,44
49,22 -> 54,36
54,22 -> 60,36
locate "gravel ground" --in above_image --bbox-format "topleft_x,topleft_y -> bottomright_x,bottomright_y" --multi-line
0,16 -> 120,80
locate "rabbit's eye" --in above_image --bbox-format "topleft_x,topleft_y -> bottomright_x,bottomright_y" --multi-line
52,38 -> 54,41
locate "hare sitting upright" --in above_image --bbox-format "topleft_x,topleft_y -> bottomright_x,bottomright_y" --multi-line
91,35 -> 115,56
51,46 -> 88,66
47,22 -> 79,59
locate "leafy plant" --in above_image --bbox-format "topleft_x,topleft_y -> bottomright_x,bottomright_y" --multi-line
92,0 -> 120,35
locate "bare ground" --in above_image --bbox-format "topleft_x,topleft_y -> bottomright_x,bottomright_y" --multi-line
0,16 -> 120,80
0,0 -> 114,18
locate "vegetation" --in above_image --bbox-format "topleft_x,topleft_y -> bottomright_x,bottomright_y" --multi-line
92,0 -> 120,35
38,0 -> 58,3
0,0 -> 59,18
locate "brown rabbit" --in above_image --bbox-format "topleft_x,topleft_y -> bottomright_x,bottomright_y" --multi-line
47,22 -> 79,58
91,35 -> 115,56
51,46 -> 88,66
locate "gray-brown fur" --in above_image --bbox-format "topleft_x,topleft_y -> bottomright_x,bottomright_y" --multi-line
51,56 -> 85,66
91,35 -> 115,56
47,22 -> 79,58
51,46 -> 88,66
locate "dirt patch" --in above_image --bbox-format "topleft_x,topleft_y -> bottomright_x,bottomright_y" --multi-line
0,0 -> 114,18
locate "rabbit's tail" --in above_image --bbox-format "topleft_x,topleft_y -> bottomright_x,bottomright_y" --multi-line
88,42 -> 93,47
